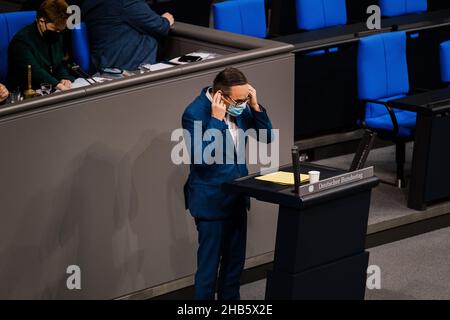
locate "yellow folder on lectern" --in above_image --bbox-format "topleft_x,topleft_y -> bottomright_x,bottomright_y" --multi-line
255,171 -> 309,185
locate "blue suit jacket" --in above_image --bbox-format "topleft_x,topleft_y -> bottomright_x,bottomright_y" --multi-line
81,0 -> 170,72
182,88 -> 273,220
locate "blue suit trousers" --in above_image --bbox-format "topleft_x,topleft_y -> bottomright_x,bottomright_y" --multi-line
194,209 -> 247,300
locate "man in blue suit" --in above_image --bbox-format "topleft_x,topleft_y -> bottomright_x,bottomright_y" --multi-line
81,0 -> 174,72
182,68 -> 273,300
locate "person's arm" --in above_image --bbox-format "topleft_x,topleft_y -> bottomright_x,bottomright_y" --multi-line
54,62 -> 76,83
9,39 -> 60,87
182,94 -> 230,167
247,84 -> 273,143
123,0 -> 171,37
0,84 -> 9,104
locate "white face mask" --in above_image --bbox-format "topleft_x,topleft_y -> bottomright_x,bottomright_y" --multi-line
226,102 -> 247,117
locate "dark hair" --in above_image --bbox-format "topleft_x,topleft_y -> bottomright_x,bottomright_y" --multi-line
213,67 -> 248,95
38,0 -> 69,30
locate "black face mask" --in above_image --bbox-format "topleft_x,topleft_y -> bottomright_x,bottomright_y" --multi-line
42,29 -> 61,44
41,23 -> 61,44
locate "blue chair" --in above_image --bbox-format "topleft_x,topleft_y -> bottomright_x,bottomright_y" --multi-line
358,31 -> 416,187
213,0 -> 267,38
71,22 -> 91,74
379,0 -> 427,17
295,0 -> 347,31
0,11 -> 36,83
441,40 -> 450,84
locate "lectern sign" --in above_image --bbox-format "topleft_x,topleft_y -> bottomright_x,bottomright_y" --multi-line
299,167 -> 375,197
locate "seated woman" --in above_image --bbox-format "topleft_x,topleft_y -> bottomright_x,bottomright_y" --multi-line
7,0 -> 75,92
0,84 -> 9,104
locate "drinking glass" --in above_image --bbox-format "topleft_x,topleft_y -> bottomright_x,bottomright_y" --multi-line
8,91 -> 23,104
40,83 -> 53,95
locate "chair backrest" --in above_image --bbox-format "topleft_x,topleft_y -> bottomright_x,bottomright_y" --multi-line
213,0 -> 267,38
0,11 -> 37,83
441,40 -> 450,83
379,0 -> 427,17
71,22 -> 91,74
295,0 -> 347,31
358,32 -> 409,116
358,32 -> 409,100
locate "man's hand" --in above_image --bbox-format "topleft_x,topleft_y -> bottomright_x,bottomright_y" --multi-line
211,91 -> 227,121
0,84 -> 9,102
248,84 -> 261,112
162,12 -> 175,27
56,80 -> 72,91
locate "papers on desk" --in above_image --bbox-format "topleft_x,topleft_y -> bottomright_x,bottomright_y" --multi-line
150,63 -> 174,71
169,51 -> 220,65
255,171 -> 310,185
71,77 -> 112,88
71,78 -> 91,88
139,63 -> 174,72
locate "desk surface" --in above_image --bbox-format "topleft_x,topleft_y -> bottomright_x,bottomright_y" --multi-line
224,163 -> 378,209
274,9 -> 450,52
389,87 -> 450,115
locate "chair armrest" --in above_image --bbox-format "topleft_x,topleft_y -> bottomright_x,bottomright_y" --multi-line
361,99 -> 399,136
362,98 -> 389,106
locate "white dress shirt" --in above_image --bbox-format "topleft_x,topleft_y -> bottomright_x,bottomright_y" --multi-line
206,88 -> 239,150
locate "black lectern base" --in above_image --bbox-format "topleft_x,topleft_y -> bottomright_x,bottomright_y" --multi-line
266,251 -> 369,300
224,163 -> 378,300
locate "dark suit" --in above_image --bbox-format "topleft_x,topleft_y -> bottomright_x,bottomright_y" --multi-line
182,87 -> 273,299
81,0 -> 170,72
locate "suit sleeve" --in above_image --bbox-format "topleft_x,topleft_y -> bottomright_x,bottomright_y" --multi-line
54,61 -> 75,82
182,110 -> 229,167
248,105 -> 274,144
123,0 -> 171,37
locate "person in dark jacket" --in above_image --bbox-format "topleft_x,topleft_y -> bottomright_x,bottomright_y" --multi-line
182,68 -> 273,300
81,0 -> 174,72
21,0 -> 84,67
7,0 -> 75,91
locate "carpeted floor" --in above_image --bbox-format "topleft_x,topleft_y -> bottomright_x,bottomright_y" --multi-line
240,226 -> 450,300
315,144 -> 420,225
240,145 -> 450,300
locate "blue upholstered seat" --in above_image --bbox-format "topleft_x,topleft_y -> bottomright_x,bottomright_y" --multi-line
358,31 -> 416,138
295,0 -> 347,31
213,0 -> 267,38
358,31 -> 415,186
365,110 -> 416,137
379,0 -> 427,17
71,22 -> 91,74
441,40 -> 450,83
0,11 -> 37,83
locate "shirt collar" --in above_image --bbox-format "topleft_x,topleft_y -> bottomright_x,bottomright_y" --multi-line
205,87 -> 213,102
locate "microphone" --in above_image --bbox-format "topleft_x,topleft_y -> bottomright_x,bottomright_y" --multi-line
69,62 -> 98,84
291,145 -> 301,194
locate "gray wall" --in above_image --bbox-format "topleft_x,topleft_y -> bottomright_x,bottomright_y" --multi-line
0,52 -> 294,299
